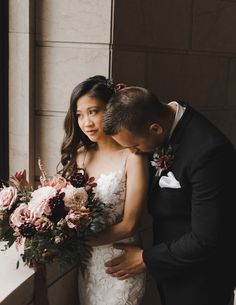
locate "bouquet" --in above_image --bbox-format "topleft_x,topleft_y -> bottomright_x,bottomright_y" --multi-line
0,160 -> 107,270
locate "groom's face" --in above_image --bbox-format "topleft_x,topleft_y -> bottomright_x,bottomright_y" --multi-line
112,128 -> 160,153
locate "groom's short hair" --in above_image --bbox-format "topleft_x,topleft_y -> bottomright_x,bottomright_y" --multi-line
103,86 -> 169,136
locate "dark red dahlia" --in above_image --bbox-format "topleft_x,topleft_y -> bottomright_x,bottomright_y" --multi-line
48,192 -> 67,223
19,223 -> 36,237
69,172 -> 86,188
49,192 -> 65,210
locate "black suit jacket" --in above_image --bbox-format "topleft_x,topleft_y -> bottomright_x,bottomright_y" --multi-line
143,103 -> 236,284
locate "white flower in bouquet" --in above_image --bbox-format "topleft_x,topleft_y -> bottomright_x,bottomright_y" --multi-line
62,185 -> 88,210
28,186 -> 56,219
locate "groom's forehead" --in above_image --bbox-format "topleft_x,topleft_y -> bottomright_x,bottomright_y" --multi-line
112,129 -> 137,145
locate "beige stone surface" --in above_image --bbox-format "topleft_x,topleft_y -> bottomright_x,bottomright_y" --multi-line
35,44 -> 110,112
9,0 -> 34,33
0,243 -> 34,304
35,115 -> 64,177
112,50 -> 146,86
9,32 -> 34,180
113,0 -> 192,49
228,58 -> 236,106
147,52 -> 228,108
201,109 -> 236,148
48,267 -> 78,305
192,0 -> 236,53
1,276 -> 34,305
36,0 -> 111,43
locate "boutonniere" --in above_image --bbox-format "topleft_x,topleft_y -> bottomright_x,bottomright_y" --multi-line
150,144 -> 174,177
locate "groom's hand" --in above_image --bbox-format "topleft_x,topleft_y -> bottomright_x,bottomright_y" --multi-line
105,243 -> 147,280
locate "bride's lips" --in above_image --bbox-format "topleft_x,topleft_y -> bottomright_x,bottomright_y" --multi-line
85,130 -> 97,136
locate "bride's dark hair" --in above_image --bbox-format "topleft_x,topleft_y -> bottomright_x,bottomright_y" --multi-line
58,75 -> 115,177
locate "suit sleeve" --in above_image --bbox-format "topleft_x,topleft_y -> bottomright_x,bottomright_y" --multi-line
143,143 -> 234,281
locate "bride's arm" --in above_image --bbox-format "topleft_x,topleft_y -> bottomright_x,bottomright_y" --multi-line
88,153 -> 149,246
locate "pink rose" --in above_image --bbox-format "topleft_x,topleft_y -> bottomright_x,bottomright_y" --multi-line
10,203 -> 32,228
65,207 -> 91,230
49,174 -> 68,191
34,216 -> 53,232
0,186 -> 18,210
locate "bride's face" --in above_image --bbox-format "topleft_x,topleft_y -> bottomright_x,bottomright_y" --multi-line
76,94 -> 106,142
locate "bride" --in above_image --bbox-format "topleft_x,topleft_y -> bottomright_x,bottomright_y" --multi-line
59,75 -> 148,305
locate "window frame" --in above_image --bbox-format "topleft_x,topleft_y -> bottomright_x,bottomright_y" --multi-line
0,1 -> 9,181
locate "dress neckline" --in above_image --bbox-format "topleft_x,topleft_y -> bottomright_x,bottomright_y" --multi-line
80,148 -> 129,182
95,169 -> 124,184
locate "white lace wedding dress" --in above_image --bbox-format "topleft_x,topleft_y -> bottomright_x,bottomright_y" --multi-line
78,168 -> 146,305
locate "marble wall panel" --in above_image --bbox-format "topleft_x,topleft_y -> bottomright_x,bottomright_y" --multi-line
35,115 -> 64,177
147,52 -> 228,108
112,50 -> 146,86
192,0 -> 236,53
228,58 -> 236,106
48,268 -> 78,305
35,45 -> 110,112
200,109 -> 236,148
36,0 -> 111,43
45,263 -> 77,288
1,276 -> 34,305
9,32 -> 34,177
113,0 -> 192,49
9,0 -> 34,33
0,244 -> 34,304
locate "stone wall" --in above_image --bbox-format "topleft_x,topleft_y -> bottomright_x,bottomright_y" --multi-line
112,0 -> 236,147
35,0 -> 112,177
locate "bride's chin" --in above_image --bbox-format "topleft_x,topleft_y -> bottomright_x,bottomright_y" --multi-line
87,135 -> 98,142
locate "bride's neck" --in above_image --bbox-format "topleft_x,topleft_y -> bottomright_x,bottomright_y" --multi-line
96,137 -> 121,153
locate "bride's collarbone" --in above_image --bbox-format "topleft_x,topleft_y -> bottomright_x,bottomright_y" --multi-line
77,147 -> 129,178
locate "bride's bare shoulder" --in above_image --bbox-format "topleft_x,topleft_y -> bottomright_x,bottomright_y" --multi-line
126,151 -> 148,167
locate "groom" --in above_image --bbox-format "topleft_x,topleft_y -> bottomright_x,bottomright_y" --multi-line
103,86 -> 236,305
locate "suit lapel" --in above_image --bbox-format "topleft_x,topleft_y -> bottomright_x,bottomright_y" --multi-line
169,103 -> 194,153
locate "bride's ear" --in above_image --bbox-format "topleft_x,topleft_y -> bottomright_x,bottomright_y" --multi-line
149,123 -> 163,135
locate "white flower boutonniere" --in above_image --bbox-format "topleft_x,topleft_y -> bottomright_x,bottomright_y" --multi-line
150,144 -> 174,177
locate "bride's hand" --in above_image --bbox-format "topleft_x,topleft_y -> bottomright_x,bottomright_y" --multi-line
105,243 -> 147,280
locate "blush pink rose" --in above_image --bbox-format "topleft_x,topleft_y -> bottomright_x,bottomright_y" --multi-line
34,216 -> 53,232
65,207 -> 91,230
0,186 -> 18,210
49,174 -> 67,191
10,203 -> 32,228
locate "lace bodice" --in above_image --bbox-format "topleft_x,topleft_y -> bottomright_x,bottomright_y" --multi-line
79,168 -> 146,305
94,169 -> 126,227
